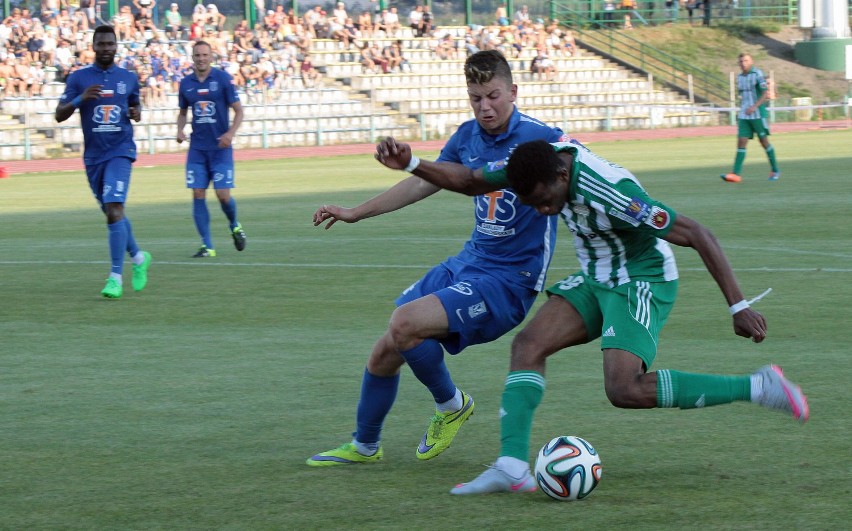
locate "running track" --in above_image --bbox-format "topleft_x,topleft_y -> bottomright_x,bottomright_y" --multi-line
1,119 -> 848,176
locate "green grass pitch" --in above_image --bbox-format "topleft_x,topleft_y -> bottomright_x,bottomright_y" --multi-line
1,130 -> 850,528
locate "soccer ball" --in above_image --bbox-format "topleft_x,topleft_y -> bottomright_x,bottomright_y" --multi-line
534,436 -> 602,501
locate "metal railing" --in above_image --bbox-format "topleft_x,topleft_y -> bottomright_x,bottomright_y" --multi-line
554,3 -> 731,106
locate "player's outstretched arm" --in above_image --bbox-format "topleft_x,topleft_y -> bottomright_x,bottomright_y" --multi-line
313,175 -> 441,230
663,214 -> 767,343
375,137 -> 500,196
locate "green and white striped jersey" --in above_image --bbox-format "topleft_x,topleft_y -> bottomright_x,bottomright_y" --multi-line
485,142 -> 679,287
737,67 -> 769,120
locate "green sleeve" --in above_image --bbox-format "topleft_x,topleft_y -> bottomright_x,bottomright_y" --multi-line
481,159 -> 510,187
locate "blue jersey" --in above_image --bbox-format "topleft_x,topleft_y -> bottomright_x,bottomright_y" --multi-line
59,64 -> 140,165
178,67 -> 240,151
436,108 -> 568,291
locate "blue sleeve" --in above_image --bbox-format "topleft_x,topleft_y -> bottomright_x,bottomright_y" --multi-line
128,75 -> 141,107
178,79 -> 188,109
222,71 -> 239,106
59,71 -> 81,104
435,126 -> 463,163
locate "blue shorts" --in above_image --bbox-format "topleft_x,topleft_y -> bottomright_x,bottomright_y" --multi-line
86,156 -> 133,207
185,148 -> 235,189
396,258 -> 537,355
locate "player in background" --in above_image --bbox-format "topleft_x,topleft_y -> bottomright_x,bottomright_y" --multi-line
55,25 -> 152,299
721,53 -> 780,183
177,40 -> 246,258
375,138 -> 809,494
306,50 -> 569,467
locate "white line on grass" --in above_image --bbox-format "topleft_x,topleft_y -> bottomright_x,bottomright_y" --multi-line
1,260 -> 851,272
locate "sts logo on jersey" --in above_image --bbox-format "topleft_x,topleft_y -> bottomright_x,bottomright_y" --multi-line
93,105 -> 121,124
475,189 -> 518,237
193,101 -> 217,123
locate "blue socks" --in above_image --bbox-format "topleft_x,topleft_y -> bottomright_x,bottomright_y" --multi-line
124,217 -> 140,258
194,197 -> 239,247
220,197 -> 238,230
355,369 -> 400,444
400,339 -> 456,404
107,219 -> 129,275
193,198 -> 212,248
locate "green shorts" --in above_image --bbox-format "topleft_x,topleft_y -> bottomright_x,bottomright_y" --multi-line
737,117 -> 770,139
546,273 -> 678,369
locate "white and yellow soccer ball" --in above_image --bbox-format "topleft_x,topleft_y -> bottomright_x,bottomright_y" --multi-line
534,435 -> 602,501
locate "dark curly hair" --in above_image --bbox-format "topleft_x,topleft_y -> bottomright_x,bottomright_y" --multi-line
505,140 -> 567,196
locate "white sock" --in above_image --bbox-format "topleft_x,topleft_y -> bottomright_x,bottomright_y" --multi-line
109,273 -> 122,282
750,373 -> 763,402
436,388 -> 463,413
132,251 -> 146,265
495,455 -> 529,478
353,439 -> 379,456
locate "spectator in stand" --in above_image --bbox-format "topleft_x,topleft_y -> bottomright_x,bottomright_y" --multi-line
146,71 -> 166,106
29,58 -> 46,95
26,29 -> 45,63
356,10 -> 373,37
299,52 -> 320,87
225,50 -> 244,87
135,6 -> 158,36
435,33 -> 458,60
272,5 -> 287,28
408,5 -> 424,37
562,29 -> 578,56
495,2 -> 509,25
462,25 -> 481,56
383,7 -> 401,38
332,2 -> 347,26
382,39 -> 404,72
205,4 -> 226,32
327,14 -> 347,47
420,4 -> 434,36
13,55 -> 35,96
54,38 -> 73,79
165,3 -> 185,40
240,55 -> 261,94
79,0 -> 94,26
304,6 -> 322,38
0,57 -> 19,97
514,4 -> 530,25
233,18 -> 250,39
373,8 -> 388,36
257,51 -> 275,90
192,4 -> 207,26
78,40 -> 94,63
114,5 -> 135,40
133,0 -> 157,21
498,25 -> 521,58
530,44 -> 556,80
263,9 -> 277,32
189,16 -> 205,40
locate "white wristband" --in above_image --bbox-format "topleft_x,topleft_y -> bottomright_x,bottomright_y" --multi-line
729,300 -> 750,315
404,155 -> 421,173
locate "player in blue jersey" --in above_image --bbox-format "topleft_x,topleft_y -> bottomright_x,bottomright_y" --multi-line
376,138 -> 809,494
306,50 -> 570,467
55,25 -> 151,299
177,40 -> 245,258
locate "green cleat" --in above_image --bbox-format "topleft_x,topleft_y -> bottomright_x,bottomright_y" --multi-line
193,246 -> 216,258
232,224 -> 246,251
101,277 -> 123,299
306,442 -> 383,467
132,251 -> 152,291
416,391 -> 475,460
